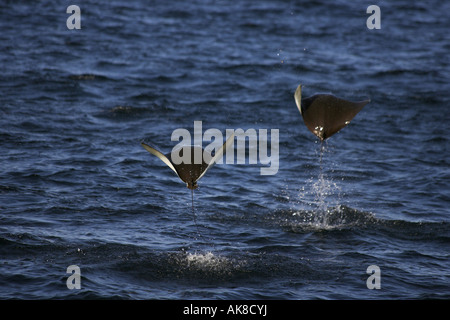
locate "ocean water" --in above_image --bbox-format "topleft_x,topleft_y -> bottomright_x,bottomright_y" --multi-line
0,0 -> 449,300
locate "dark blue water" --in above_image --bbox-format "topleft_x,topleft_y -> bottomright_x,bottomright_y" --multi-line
1,0 -> 449,300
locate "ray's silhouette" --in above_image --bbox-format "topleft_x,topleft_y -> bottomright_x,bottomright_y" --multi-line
294,84 -> 369,142
141,133 -> 235,237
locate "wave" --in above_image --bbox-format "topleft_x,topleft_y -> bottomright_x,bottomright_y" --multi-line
94,105 -> 156,121
1,209 -> 448,300
68,73 -> 110,81
275,205 -> 377,231
262,204 -> 450,242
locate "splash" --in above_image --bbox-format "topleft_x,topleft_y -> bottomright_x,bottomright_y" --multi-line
171,250 -> 246,277
186,251 -> 228,269
310,172 -> 341,214
297,142 -> 343,228
289,204 -> 374,231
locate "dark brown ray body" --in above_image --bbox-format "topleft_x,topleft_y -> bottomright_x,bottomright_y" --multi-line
166,146 -> 208,190
295,85 -> 369,140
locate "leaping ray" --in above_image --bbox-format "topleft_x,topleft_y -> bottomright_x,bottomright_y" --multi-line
141,133 -> 235,190
294,84 -> 369,141
141,133 -> 235,239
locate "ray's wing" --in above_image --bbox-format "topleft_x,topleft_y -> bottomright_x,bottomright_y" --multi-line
319,96 -> 369,139
294,84 -> 303,114
196,132 -> 235,182
141,142 -> 179,177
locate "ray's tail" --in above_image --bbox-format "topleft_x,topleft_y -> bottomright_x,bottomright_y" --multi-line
191,188 -> 196,222
191,189 -> 204,241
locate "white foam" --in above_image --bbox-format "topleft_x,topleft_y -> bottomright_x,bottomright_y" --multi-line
186,251 -> 229,269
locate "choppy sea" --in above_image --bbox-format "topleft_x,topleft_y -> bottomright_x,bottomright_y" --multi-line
0,0 -> 449,300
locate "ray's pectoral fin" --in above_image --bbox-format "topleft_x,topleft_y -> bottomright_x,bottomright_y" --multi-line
141,142 -> 180,178
322,98 -> 369,140
197,132 -> 235,182
294,84 -> 303,115
294,84 -> 370,140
